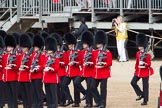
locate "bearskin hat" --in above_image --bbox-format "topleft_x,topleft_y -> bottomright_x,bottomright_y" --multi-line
20,34 -> 32,48
12,32 -> 20,45
95,30 -> 108,45
136,33 -> 148,48
0,30 -> 7,39
33,35 -> 44,49
81,30 -> 94,46
50,33 -> 62,46
26,32 -> 34,39
40,31 -> 49,40
0,36 -> 5,48
4,35 -> 16,48
64,33 -> 76,45
45,37 -> 57,51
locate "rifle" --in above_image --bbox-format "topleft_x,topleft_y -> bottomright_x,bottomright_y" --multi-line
30,48 -> 43,71
139,43 -> 150,62
98,45 -> 107,62
46,52 -> 56,67
57,44 -> 64,58
139,42 -> 150,68
70,45 -> 78,62
8,48 -> 17,64
84,46 -> 93,63
0,47 -> 6,62
22,47 -> 34,65
18,48 -> 22,55
139,50 -> 147,68
140,51 -> 147,62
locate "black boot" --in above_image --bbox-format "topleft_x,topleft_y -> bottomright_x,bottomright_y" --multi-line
72,103 -> 80,107
64,99 -> 73,106
136,95 -> 143,101
141,102 -> 147,106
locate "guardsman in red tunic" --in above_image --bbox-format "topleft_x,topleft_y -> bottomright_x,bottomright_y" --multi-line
12,32 -> 24,104
74,31 -> 94,108
43,36 -> 60,108
18,34 -> 33,108
2,35 -> 20,108
131,33 -> 154,106
62,33 -> 83,107
40,31 -> 49,103
50,33 -> 67,106
0,36 -> 5,108
91,30 -> 112,108
30,35 -> 45,108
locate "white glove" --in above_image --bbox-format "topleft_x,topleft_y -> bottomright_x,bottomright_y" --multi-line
19,68 -> 25,71
68,61 -> 78,66
44,67 -> 49,71
95,65 -> 104,68
97,62 -> 106,66
5,66 -> 12,70
68,62 -> 74,66
139,61 -> 145,66
30,67 -> 39,73
35,65 -> 40,68
60,62 -> 65,65
83,62 -> 93,66
44,67 -> 54,72
8,64 -> 16,68
20,65 -> 29,69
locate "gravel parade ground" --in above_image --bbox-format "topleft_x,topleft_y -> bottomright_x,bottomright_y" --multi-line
4,60 -> 161,108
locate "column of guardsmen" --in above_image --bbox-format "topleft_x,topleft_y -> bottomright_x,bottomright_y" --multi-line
0,29 -> 154,108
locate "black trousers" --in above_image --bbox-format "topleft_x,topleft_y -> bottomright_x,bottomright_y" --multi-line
91,78 -> 108,107
74,76 -> 86,97
0,81 -> 4,107
85,77 -> 98,105
57,76 -> 66,104
19,82 -> 32,108
6,81 -> 18,108
131,75 -> 149,102
31,79 -> 43,108
45,83 -> 58,108
84,77 -> 92,105
17,83 -> 22,102
62,77 -> 76,102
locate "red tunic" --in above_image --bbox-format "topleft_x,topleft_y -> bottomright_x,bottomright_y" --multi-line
66,50 -> 82,77
2,52 -> 20,82
134,51 -> 154,77
18,53 -> 32,82
30,51 -> 45,80
160,90 -> 162,106
0,62 -> 3,81
42,53 -> 60,83
81,50 -> 94,78
92,50 -> 112,79
0,54 -> 3,81
56,51 -> 68,77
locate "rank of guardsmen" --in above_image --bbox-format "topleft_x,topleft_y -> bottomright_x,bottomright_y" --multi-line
0,29 -> 154,108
